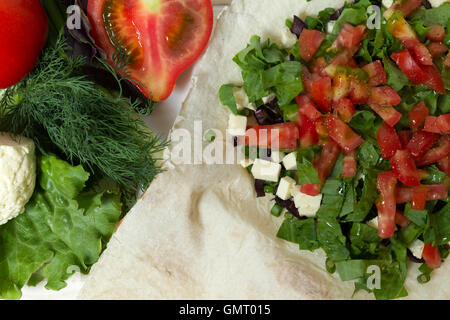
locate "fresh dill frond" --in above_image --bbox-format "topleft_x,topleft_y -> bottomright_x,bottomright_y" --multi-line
0,37 -> 167,207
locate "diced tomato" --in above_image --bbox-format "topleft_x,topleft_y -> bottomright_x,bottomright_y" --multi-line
314,138 -> 341,184
342,152 -> 357,178
295,92 -> 314,107
384,0 -> 422,18
423,116 -> 441,134
368,86 -> 402,107
377,122 -> 402,159
315,117 -> 328,138
436,114 -> 450,134
333,98 -> 355,123
300,184 -> 320,196
423,243 -> 442,269
376,171 -> 398,239
311,57 -> 327,74
420,64 -> 446,94
298,113 -> 319,148
335,23 -> 366,50
299,102 -> 322,121
417,135 -> 450,167
411,42 -> 434,66
426,25 -> 446,43
370,105 -> 403,127
310,76 -> 333,113
324,48 -> 359,77
325,114 -> 364,154
409,101 -> 429,131
390,149 -> 421,186
395,210 -> 411,228
438,155 -> 450,175
242,122 -> 299,150
349,78 -> 370,104
396,184 -> 448,203
299,29 -> 325,62
428,42 -> 448,59
332,72 -> 351,102
411,185 -> 429,210
406,130 -> 439,160
362,60 -> 387,86
445,52 -> 450,68
398,130 -> 413,148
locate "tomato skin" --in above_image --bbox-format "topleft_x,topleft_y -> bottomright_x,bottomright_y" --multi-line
325,114 -> 364,154
396,184 -> 448,203
242,122 -> 299,150
299,29 -> 325,62
406,130 -> 439,160
409,101 -> 429,131
376,171 -> 398,239
416,135 -> 450,167
377,122 -> 402,159
428,42 -> 448,59
390,149 -> 421,187
87,0 -> 213,101
300,184 -> 320,196
0,0 -> 48,88
333,98 -> 355,123
362,60 -> 386,87
423,243 -> 442,269
315,138 -> 341,184
426,25 -> 446,43
310,76 -> 333,113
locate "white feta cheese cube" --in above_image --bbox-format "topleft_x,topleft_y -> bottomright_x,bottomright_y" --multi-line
262,93 -> 276,104
326,21 -> 336,34
382,0 -> 393,8
429,0 -> 449,8
280,26 -> 298,48
282,152 -> 297,171
271,151 -> 285,163
239,158 -> 254,168
291,187 -> 323,217
409,239 -> 425,259
367,217 -> 379,230
228,114 -> 247,136
233,87 -> 256,111
276,176 -> 296,200
251,159 -> 282,182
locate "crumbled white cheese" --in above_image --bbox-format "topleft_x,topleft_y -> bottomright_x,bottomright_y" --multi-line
0,133 -> 36,225
251,159 -> 282,182
367,217 -> 379,229
282,152 -> 297,171
228,114 -> 247,136
271,151 -> 285,163
276,176 -> 296,200
262,93 -> 276,104
429,0 -> 449,8
326,21 -> 336,34
409,239 -> 425,259
233,87 -> 256,111
239,158 -> 254,168
280,26 -> 298,48
291,187 -> 323,217
382,0 -> 393,8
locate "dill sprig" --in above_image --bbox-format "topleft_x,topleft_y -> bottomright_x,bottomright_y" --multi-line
0,38 -> 167,206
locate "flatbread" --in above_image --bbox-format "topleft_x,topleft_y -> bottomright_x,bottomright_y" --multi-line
78,0 -> 450,300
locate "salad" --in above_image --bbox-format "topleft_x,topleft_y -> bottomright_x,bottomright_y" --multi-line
219,0 -> 450,300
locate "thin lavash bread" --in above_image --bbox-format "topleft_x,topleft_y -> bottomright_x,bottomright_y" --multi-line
78,0 -> 450,300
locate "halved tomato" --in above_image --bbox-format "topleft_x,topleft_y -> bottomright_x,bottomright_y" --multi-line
87,0 -> 213,101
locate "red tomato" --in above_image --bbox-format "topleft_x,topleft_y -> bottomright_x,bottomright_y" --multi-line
335,23 -> 366,50
349,78 -> 370,104
423,243 -> 442,269
325,114 -> 364,154
395,210 -> 411,228
311,57 -> 327,74
368,86 -> 402,107
406,130 -> 439,160
242,122 -> 299,151
315,138 -> 341,184
428,42 -> 448,59
298,113 -> 319,148
295,93 -> 314,107
409,101 -> 429,131
390,149 -> 421,187
387,0 -> 422,17
445,52 -> 450,68
315,117 -> 329,139
0,0 -> 48,88
88,0 -> 213,101
412,43 -> 434,66
417,135 -> 450,167
436,114 -> 450,134
426,25 -> 446,43
324,48 -> 359,77
421,64 -> 446,94
396,184 -> 448,203
300,184 -> 320,196
377,122 -> 402,159
398,130 -> 413,148
411,185 -> 429,210
370,105 -> 403,127
299,102 -> 322,121
342,152 -> 357,178
423,116 -> 441,134
299,29 -> 325,62
332,72 -> 351,102
362,60 -> 387,87
310,76 -> 333,113
438,155 -> 450,175
333,98 -> 355,123
376,171 -> 398,239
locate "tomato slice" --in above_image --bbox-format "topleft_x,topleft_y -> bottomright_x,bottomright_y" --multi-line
396,184 -> 448,203
376,171 -> 398,239
87,0 -> 213,101
242,122 -> 299,151
300,184 -> 320,196
406,130 -> 439,160
362,60 -> 386,87
409,101 -> 429,131
310,76 -> 333,113
325,114 -> 364,154
391,149 -> 421,187
299,29 -> 325,62
333,98 -> 355,123
314,138 -> 341,184
298,113 -> 319,148
416,135 -> 450,167
377,122 -> 402,159
335,23 -> 366,50
342,152 -> 357,178
426,25 -> 446,43
423,243 -> 442,269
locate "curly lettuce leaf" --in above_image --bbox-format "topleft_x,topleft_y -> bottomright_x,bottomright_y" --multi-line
0,155 -> 122,300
